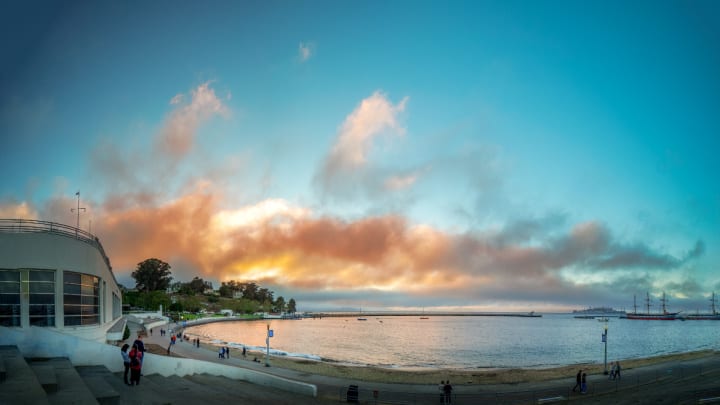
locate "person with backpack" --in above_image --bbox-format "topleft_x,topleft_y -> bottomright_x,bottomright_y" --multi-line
129,344 -> 143,386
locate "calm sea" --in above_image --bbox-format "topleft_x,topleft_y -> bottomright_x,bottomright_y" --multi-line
186,314 -> 720,370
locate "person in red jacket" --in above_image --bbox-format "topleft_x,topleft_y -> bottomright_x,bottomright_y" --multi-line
128,344 -> 143,386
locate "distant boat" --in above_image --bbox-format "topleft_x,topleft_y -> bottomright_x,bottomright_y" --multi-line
420,317 -> 429,319
681,292 -> 720,321
597,317 -> 609,322
625,292 -> 679,320
357,318 -> 367,321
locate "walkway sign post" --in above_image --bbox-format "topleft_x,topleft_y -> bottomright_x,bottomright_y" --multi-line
602,323 -> 608,374
266,323 -> 273,367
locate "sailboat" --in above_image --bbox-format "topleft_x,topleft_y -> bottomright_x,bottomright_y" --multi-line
625,292 -> 679,320
682,292 -> 720,320
357,305 -> 367,321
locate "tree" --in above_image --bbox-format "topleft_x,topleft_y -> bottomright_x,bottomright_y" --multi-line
257,287 -> 273,304
242,282 -> 259,301
274,296 -> 286,313
132,258 -> 173,292
188,277 -> 207,294
288,298 -> 297,313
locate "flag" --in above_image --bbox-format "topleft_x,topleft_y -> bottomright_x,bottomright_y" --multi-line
76,191 -> 79,196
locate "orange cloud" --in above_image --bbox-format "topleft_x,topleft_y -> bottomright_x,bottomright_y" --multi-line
315,91 -> 411,200
157,82 -> 229,158
2,82 -> 706,310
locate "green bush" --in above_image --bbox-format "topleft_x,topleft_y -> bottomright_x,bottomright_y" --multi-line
123,324 -> 130,340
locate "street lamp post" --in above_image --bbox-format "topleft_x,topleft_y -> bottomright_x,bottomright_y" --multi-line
602,323 -> 608,375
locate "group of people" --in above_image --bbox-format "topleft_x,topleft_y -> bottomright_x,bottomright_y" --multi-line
572,362 -> 621,395
572,370 -> 588,394
120,334 -> 146,386
118,327 -> 252,388
438,380 -> 453,404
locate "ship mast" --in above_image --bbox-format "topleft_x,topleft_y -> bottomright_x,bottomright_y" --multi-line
645,292 -> 651,314
633,294 -> 638,314
711,292 -> 718,315
661,292 -> 668,314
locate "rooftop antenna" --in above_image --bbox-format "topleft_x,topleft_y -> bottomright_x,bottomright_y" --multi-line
70,191 -> 86,237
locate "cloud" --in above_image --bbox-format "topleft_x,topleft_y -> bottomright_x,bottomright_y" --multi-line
169,94 -> 183,105
157,82 -> 229,158
2,183 -> 706,311
315,91 -> 409,199
0,200 -> 37,219
330,91 -> 408,168
85,82 -> 233,208
4,81 -> 709,312
383,170 -> 423,191
79,181 -> 702,310
298,42 -> 313,62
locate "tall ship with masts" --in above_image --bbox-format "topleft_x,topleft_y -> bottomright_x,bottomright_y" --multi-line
682,292 -> 720,320
625,292 -> 679,320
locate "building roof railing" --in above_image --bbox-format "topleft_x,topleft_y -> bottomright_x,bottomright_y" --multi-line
0,218 -> 114,273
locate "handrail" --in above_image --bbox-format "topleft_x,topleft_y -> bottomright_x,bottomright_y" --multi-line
0,218 -> 113,271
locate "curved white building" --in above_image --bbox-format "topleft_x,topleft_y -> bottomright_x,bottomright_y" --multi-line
0,219 -> 123,342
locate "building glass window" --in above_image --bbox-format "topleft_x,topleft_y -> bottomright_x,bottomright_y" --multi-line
63,271 -> 99,326
29,270 -> 56,326
112,292 -> 122,320
0,270 -> 21,327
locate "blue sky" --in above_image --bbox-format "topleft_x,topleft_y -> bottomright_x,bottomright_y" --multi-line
1,0 -> 719,311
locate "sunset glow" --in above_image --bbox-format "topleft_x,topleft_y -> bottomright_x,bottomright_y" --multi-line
2,1 -> 718,312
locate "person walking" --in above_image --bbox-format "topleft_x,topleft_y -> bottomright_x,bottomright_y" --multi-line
129,344 -> 143,386
615,361 -> 621,380
242,345 -> 246,358
438,380 -> 445,404
580,372 -> 588,394
609,362 -> 617,380
443,381 -> 453,404
120,344 -> 131,386
572,369 -> 582,392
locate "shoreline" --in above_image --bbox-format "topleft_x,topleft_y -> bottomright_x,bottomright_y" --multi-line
248,349 -> 718,385
145,335 -> 717,385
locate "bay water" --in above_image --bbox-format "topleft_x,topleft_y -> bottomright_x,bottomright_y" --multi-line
187,314 -> 719,370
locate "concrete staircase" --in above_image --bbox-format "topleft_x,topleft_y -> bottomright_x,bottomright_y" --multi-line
0,345 -> 325,404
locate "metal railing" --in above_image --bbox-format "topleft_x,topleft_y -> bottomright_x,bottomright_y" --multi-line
0,218 -> 113,271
